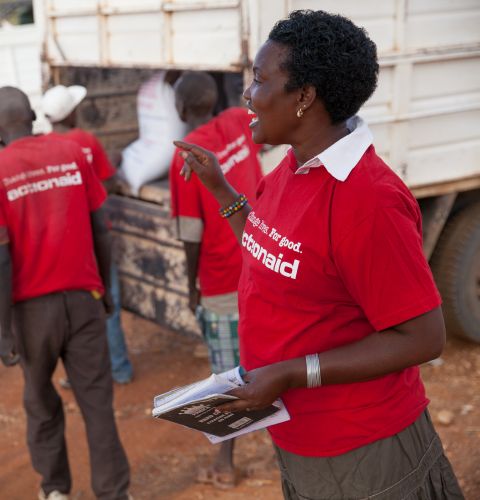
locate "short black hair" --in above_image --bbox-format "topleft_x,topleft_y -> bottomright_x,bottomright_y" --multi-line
0,86 -> 33,129
175,71 -> 218,118
268,10 -> 379,124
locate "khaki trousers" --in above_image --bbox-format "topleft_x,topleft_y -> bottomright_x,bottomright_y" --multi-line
275,410 -> 463,500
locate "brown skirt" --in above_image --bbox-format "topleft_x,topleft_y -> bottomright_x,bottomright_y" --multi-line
274,410 -> 464,500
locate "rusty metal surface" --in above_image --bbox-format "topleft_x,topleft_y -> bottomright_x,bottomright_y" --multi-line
106,194 -> 199,336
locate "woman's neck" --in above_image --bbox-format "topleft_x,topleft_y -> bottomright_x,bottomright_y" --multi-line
291,121 -> 349,165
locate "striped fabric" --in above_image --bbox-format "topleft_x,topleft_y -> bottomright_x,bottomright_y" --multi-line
197,307 -> 240,373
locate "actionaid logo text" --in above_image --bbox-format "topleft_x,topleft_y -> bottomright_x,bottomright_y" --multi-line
242,232 -> 300,280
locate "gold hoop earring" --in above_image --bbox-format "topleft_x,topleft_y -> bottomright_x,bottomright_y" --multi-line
297,108 -> 304,118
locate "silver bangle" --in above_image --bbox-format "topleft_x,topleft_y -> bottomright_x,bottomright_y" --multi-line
305,354 -> 322,388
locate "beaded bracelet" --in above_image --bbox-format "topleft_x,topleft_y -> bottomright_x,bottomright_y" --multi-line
219,194 -> 248,218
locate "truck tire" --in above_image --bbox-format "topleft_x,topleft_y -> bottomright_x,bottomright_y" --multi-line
430,201 -> 480,343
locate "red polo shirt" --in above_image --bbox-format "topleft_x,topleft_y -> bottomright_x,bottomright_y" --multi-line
0,134 -> 106,302
239,145 -> 441,456
50,129 -> 116,181
170,107 -> 263,297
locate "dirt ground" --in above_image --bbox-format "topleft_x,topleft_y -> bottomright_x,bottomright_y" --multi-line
0,311 -> 479,500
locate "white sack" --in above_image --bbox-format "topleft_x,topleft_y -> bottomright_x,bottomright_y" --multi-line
120,71 -> 187,195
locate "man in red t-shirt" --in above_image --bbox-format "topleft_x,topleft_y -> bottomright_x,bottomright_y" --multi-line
42,84 -> 133,385
0,87 -> 130,500
169,72 -> 263,488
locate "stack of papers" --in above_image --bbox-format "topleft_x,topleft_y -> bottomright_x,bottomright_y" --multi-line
152,366 -> 290,443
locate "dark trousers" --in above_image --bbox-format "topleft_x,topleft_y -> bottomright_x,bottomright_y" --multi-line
13,291 -> 130,499
275,410 -> 463,500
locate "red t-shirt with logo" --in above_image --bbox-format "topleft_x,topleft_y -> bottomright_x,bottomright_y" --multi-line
239,146 -> 441,456
50,129 -> 116,181
170,107 -> 263,297
0,135 -> 107,302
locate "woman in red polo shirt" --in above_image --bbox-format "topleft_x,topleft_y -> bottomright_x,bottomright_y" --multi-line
175,10 -> 463,499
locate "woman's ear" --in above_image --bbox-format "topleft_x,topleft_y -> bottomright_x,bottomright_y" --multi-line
298,85 -> 317,111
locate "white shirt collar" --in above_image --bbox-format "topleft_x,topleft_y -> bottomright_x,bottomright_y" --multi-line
294,116 -> 373,181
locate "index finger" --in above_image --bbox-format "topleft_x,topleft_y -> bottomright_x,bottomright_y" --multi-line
173,141 -> 213,158
173,140 -> 195,151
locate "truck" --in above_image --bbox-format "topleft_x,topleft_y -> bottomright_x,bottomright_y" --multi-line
10,0 -> 480,341
0,0 -> 49,132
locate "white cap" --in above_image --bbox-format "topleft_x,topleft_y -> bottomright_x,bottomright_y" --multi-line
42,85 -> 87,123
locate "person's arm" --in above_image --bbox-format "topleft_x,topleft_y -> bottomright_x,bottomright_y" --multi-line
0,243 -> 19,366
184,242 -> 201,312
174,141 -> 251,243
220,306 -> 445,412
90,207 -> 113,315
